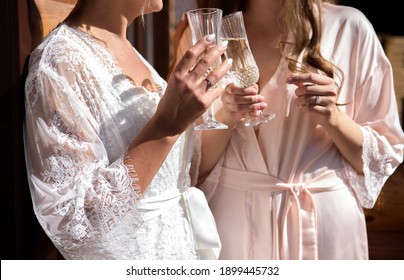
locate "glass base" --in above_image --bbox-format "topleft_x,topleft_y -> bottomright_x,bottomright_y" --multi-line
194,120 -> 229,130
244,113 -> 276,127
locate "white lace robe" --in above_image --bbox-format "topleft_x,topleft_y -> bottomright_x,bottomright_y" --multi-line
24,23 -> 206,260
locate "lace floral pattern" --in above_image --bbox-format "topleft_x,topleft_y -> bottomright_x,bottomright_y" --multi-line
340,126 -> 395,208
24,23 -> 197,259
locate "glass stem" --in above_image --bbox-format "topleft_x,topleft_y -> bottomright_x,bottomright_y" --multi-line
206,104 -> 216,123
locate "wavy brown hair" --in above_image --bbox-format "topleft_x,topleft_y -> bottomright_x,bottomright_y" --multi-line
197,0 -> 343,89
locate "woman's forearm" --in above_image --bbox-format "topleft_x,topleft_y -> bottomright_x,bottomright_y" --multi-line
198,109 -> 238,182
125,115 -> 180,193
324,110 -> 364,174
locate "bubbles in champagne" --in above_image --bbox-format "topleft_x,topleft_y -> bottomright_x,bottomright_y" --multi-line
223,38 -> 259,88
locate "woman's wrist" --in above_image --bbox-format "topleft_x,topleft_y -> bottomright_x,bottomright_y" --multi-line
321,106 -> 346,132
215,108 -> 240,130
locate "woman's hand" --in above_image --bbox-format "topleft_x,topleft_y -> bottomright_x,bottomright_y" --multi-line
155,34 -> 233,135
219,83 -> 266,128
287,72 -> 341,128
287,72 -> 364,173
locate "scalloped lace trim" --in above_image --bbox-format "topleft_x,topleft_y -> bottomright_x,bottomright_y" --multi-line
339,126 -> 390,208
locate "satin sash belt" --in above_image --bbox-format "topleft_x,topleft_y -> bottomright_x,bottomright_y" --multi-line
137,187 -> 221,260
219,167 -> 345,259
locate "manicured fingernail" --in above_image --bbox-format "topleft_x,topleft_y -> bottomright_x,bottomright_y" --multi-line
206,34 -> 215,42
220,40 -> 228,48
226,58 -> 233,65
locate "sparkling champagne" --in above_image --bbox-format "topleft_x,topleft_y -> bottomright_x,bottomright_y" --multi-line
221,11 -> 275,126
223,37 -> 259,88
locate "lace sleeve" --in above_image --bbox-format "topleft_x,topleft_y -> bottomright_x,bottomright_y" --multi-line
341,126 -> 403,208
341,62 -> 404,209
24,61 -> 141,255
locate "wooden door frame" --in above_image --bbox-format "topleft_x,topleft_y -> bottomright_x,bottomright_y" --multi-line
0,0 -> 55,260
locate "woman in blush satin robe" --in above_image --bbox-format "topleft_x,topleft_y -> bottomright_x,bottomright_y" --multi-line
172,0 -> 404,259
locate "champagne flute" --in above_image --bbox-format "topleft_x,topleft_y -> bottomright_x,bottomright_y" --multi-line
187,8 -> 228,130
221,11 -> 275,127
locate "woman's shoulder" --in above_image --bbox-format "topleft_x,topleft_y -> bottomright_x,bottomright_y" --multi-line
322,2 -> 365,17
28,23 -> 86,74
31,24 -> 70,56
321,2 -> 375,34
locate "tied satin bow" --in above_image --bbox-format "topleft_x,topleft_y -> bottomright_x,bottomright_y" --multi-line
219,167 -> 344,259
278,182 -> 318,259
137,187 -> 221,260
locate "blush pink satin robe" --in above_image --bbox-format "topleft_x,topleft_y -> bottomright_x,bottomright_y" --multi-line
178,3 -> 404,259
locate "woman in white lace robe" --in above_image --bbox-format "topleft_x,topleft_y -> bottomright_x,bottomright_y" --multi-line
23,0 -> 232,260
174,0 -> 404,259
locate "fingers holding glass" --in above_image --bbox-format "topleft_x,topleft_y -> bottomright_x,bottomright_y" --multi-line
191,39 -> 229,83
202,57 -> 233,92
187,7 -> 228,130
222,84 -> 267,124
221,11 -> 275,127
175,34 -> 217,76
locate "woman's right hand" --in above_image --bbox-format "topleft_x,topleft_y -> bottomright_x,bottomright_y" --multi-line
155,35 -> 233,136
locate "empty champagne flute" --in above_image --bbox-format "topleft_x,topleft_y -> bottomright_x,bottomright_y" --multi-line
187,8 -> 228,130
221,11 -> 275,127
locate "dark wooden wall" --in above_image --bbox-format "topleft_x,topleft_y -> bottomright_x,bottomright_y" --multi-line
0,0 -> 51,260
339,0 -> 403,36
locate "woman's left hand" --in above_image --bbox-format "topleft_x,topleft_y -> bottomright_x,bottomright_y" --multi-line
287,72 -> 341,127
219,83 -> 265,128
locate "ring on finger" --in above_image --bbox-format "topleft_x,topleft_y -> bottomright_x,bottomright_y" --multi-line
315,95 -> 321,105
205,77 -> 215,90
203,66 -> 214,79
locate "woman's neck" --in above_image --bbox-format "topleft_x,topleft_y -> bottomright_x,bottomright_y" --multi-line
65,0 -> 136,39
244,0 -> 282,35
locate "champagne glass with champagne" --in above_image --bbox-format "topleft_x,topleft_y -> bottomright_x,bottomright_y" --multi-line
187,8 -> 228,130
221,11 -> 275,126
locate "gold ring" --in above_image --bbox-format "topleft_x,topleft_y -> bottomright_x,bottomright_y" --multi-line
203,67 -> 214,79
